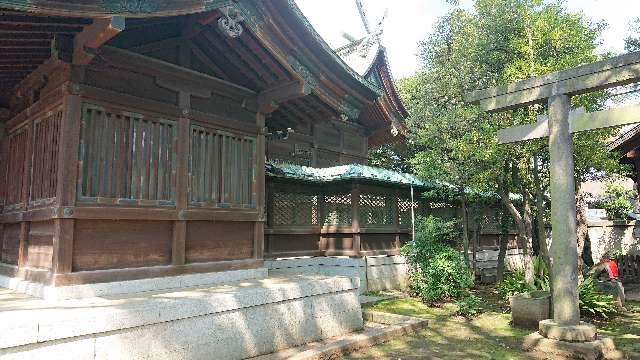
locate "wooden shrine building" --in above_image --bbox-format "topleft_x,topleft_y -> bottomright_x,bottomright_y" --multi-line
0,0 -> 417,292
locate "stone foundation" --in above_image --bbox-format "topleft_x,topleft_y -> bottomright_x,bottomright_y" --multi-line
522,320 -> 624,360
0,268 -> 268,300
265,255 -> 408,294
523,333 -> 623,360
0,275 -> 363,360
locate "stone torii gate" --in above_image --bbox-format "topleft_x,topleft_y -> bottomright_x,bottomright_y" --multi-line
465,51 -> 640,352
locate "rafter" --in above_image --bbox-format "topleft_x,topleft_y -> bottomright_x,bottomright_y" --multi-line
73,16 -> 125,65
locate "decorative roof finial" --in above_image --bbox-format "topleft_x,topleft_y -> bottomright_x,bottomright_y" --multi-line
335,0 -> 387,58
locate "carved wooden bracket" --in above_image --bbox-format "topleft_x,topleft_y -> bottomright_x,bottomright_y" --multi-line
257,80 -> 309,114
73,16 -> 126,65
217,5 -> 243,38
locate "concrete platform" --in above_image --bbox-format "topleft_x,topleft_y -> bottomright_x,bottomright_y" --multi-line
0,275 -> 364,360
0,267 -> 268,300
265,255 -> 408,294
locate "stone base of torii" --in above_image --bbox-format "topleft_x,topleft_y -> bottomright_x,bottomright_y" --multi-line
466,51 -> 640,359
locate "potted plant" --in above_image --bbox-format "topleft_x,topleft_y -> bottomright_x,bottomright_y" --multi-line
502,259 -> 551,329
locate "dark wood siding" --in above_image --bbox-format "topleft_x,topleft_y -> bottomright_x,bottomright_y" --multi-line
73,220 -> 172,271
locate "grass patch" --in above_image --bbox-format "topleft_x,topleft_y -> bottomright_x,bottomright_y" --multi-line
594,300 -> 640,355
348,289 -> 640,359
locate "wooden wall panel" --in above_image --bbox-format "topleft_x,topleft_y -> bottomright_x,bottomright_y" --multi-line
1,224 -> 20,265
360,234 -> 396,252
73,220 -> 172,271
78,104 -> 177,204
322,235 -> 354,252
185,221 -> 253,263
189,125 -> 256,208
26,221 -> 53,269
85,64 -> 179,106
316,150 -> 340,168
343,131 -> 365,155
4,126 -> 29,208
267,234 -> 319,253
191,95 -> 255,124
30,109 -> 62,203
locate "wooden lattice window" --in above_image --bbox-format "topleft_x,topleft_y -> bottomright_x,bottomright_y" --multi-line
78,104 -> 177,204
271,192 -> 318,225
322,193 -> 351,225
30,109 -> 62,203
398,197 -> 416,226
189,125 -> 256,208
4,125 -> 29,208
359,193 -> 394,226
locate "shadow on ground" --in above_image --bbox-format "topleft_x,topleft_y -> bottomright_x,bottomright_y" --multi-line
343,287 -> 640,360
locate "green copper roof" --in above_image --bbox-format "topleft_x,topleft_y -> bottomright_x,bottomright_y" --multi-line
266,162 -> 431,188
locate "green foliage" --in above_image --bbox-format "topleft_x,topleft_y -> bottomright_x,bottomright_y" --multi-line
600,183 -> 636,221
532,256 -> 550,291
579,277 -> 618,318
367,143 -> 414,173
402,216 -> 473,304
625,18 -> 640,52
455,293 -> 481,317
498,270 -> 534,299
400,0 -> 627,232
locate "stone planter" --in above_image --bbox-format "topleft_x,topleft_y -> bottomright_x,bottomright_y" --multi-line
510,291 -> 550,329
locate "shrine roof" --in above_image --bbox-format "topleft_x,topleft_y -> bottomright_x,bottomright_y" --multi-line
265,162 -> 431,188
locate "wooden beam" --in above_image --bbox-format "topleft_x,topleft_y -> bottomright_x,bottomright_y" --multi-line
465,51 -> 640,111
73,16 -> 125,65
257,80 -> 310,114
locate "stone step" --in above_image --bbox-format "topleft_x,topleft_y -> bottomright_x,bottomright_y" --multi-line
252,310 -> 427,360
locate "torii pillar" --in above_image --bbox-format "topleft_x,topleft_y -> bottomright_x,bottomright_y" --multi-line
465,51 -> 640,357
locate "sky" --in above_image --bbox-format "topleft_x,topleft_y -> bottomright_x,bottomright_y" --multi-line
296,0 -> 640,80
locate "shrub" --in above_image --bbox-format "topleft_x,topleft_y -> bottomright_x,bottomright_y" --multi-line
600,183 -> 636,221
402,216 -> 472,304
498,270 -> 534,300
532,256 -> 550,291
579,277 -> 618,318
456,292 -> 481,317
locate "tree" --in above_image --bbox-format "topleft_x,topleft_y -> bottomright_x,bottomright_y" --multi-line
625,18 -> 640,52
400,0 -> 626,283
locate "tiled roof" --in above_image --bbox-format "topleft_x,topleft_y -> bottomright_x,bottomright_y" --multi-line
266,162 -> 431,188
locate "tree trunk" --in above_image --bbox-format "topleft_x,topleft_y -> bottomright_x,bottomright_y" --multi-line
576,184 -> 589,281
533,156 -> 552,269
461,192 -> 470,268
522,191 -> 535,284
501,192 -> 534,284
497,208 -> 509,283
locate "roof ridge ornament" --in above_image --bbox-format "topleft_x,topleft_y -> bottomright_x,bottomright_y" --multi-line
336,0 -> 388,58
218,5 -> 244,38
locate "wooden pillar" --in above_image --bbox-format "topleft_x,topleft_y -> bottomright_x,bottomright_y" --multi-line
52,94 -> 82,275
253,113 -> 266,260
393,188 -> 400,250
17,118 -> 34,270
172,91 -> 190,266
317,185 -> 326,253
0,122 -> 6,261
351,182 -> 361,256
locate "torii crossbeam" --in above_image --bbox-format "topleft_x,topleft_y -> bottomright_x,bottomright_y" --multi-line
465,52 -> 640,332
